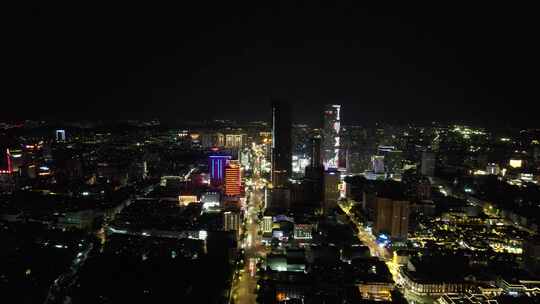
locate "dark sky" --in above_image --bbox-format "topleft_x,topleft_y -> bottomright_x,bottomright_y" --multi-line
8,3 -> 538,126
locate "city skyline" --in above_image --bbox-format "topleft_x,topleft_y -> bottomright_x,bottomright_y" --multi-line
3,3 -> 540,304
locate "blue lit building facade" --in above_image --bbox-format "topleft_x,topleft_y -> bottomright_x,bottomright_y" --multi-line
209,155 -> 231,186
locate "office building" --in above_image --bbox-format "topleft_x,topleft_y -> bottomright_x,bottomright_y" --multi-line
374,197 -> 409,239
201,132 -> 225,148
271,100 -> 292,187
223,211 -> 241,236
200,132 -> 225,148
239,148 -> 250,168
379,149 -> 404,175
225,133 -> 246,149
303,136 -> 325,205
263,216 -> 273,234
323,170 -> 340,212
322,104 -> 341,169
293,224 -> 313,240
266,187 -> 291,210
56,129 -> 66,142
305,136 -> 324,178
310,136 -> 322,168
371,155 -> 385,174
224,160 -> 241,196
421,151 -> 436,177
209,155 -> 231,186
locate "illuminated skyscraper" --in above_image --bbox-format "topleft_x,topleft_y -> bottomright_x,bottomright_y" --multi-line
271,100 -> 292,187
56,129 -> 66,142
322,104 -> 341,170
224,160 -> 241,196
209,155 -> 231,186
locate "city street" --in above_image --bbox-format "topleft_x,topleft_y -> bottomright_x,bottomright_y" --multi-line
339,204 -> 408,300
339,203 -> 391,260
43,242 -> 94,304
340,204 -> 441,304
231,182 -> 266,304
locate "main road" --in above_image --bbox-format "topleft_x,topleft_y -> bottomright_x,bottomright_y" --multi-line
230,181 -> 266,304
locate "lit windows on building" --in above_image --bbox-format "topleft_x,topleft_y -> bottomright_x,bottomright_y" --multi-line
263,216 -> 273,234
55,129 -> 66,142
209,155 -> 231,185
225,134 -> 246,148
223,211 -> 241,236
292,155 -> 310,174
178,195 -> 199,206
225,160 -> 241,196
293,224 -> 313,240
509,159 -> 522,168
322,104 -> 341,169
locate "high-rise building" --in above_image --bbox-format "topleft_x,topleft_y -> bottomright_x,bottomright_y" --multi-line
209,155 -> 231,186
223,211 -> 241,236
310,136 -> 322,169
377,146 -> 404,175
303,136 -> 325,205
371,155 -> 385,174
56,129 -> 66,142
271,100 -> 292,187
374,197 -> 409,239
239,148 -> 250,169
322,104 -> 341,169
225,134 -> 246,149
421,151 -> 436,177
305,136 -> 324,178
323,170 -> 340,212
202,132 -> 225,148
225,160 -> 241,196
0,148 -> 12,174
266,187 -> 291,210
262,216 -> 273,234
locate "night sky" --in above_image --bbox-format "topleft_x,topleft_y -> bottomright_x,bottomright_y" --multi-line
9,3 -> 538,126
